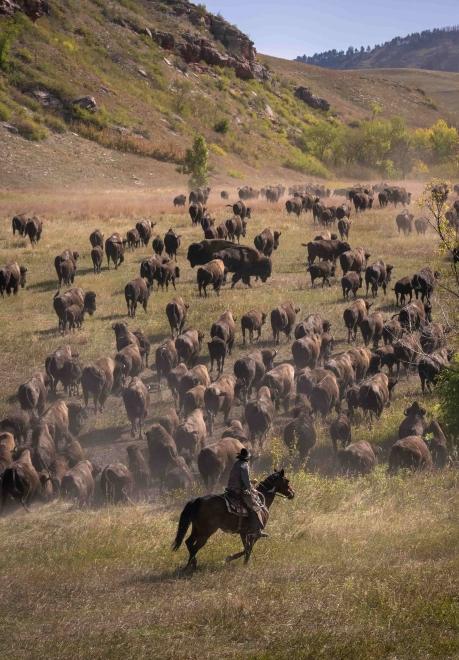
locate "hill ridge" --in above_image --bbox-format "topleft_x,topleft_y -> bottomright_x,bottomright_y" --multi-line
296,25 -> 459,73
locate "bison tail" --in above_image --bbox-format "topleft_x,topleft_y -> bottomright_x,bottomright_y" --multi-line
172,498 -> 200,551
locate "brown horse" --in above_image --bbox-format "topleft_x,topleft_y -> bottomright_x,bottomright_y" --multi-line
172,469 -> 294,569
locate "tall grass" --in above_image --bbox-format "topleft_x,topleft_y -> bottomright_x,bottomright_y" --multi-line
0,469 -> 457,658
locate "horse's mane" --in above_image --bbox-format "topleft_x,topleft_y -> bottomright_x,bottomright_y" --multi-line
257,471 -> 281,493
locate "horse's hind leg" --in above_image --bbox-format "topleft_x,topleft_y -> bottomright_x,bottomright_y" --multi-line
185,533 -> 208,570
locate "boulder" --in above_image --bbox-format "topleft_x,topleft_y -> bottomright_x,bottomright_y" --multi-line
295,86 -> 330,111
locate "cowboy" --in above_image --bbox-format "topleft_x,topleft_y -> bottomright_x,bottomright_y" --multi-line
226,448 -> 267,538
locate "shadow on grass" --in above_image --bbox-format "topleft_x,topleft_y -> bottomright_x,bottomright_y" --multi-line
126,562 -> 227,585
27,279 -> 59,293
35,326 -> 59,337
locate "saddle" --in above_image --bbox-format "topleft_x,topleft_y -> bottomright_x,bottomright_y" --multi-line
222,491 -> 249,517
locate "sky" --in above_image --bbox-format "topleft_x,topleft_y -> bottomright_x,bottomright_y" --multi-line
203,0 -> 459,59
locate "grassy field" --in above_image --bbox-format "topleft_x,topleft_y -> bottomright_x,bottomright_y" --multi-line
0,180 -> 453,461
0,470 -> 457,658
0,180 -> 458,657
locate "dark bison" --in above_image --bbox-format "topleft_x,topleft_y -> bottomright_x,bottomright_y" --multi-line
254,229 -> 281,257
164,228 -> 181,261
105,233 -> 125,269
89,230 -> 104,248
0,261 -> 27,296
187,240 -> 272,288
124,277 -> 151,318
25,216 -> 43,245
91,246 -> 103,274
304,239 -> 351,265
136,220 -> 156,247
307,261 -> 335,288
174,194 -> 187,207
365,260 -> 393,297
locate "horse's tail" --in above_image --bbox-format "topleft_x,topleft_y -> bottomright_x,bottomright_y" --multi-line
172,498 -> 200,551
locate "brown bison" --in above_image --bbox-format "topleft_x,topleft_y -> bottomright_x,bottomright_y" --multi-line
198,437 -> 245,488
122,377 -> 150,438
81,357 -> 118,412
175,408 -> 207,465
105,233 -> 125,269
254,228 -> 281,256
271,302 -> 300,344
388,436 -> 432,473
61,460 -> 95,506
100,463 -> 133,504
337,441 -> 376,475
197,259 -> 226,297
0,261 -> 28,296
125,278 -> 151,318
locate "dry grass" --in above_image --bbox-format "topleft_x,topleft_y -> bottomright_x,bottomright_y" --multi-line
0,469 -> 457,659
0,180 -> 458,657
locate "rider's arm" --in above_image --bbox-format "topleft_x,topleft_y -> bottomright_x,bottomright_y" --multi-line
240,462 -> 251,491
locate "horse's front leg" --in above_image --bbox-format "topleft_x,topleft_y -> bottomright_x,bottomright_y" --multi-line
243,534 -> 257,564
225,550 -> 245,563
225,532 -> 248,563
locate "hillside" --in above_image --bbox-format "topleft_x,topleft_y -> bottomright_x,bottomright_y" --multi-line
263,55 -> 459,128
0,1 -> 458,188
297,26 -> 459,73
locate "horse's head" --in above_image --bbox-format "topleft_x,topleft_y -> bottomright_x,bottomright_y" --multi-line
261,469 -> 295,500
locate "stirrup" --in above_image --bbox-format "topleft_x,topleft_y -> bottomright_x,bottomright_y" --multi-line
259,531 -> 269,538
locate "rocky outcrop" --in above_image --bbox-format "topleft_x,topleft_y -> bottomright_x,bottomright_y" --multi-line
150,1 -> 269,81
294,86 -> 330,111
0,0 -> 49,20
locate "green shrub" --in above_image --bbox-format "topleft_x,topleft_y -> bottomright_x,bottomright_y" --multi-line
283,150 -> 331,178
437,356 -> 459,447
182,134 -> 209,188
0,101 -> 11,121
214,118 -> 229,134
14,116 -> 48,141
71,105 -> 109,129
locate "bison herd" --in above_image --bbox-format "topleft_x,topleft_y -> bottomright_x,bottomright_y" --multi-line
0,181 -> 457,512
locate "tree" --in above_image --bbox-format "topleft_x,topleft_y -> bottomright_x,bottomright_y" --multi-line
429,120 -> 458,161
182,135 -> 209,189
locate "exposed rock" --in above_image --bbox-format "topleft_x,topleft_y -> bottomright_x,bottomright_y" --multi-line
32,89 -> 62,109
152,1 -> 269,81
294,86 -> 330,111
0,0 -> 49,20
73,96 -> 97,112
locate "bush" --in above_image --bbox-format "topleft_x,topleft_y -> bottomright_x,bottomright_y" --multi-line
182,134 -> 209,188
0,101 -> 11,121
283,150 -> 331,178
14,116 -> 48,141
214,118 -> 229,134
209,143 -> 226,157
